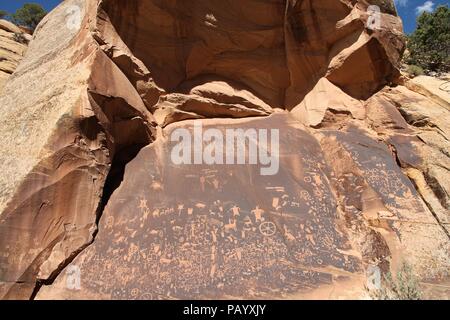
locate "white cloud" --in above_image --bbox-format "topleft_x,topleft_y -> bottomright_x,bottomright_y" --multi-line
416,1 -> 435,15
394,0 -> 409,7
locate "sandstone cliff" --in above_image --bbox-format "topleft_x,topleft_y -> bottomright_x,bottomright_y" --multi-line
0,19 -> 31,93
0,0 -> 448,300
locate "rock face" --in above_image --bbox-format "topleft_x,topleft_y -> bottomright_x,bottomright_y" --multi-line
0,0 -> 448,300
0,20 -> 31,93
98,0 -> 404,123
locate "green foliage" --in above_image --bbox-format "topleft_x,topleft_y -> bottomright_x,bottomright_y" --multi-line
11,3 -> 47,31
407,5 -> 450,73
406,64 -> 425,77
0,10 -> 8,20
371,262 -> 422,300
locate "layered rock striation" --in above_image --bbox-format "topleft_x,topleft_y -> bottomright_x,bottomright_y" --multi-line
0,19 -> 31,93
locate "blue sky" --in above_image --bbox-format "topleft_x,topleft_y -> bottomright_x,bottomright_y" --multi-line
395,0 -> 449,33
0,0 -> 448,34
0,1 -> 61,14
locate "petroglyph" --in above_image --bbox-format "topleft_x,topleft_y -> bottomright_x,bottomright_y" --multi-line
34,114 -> 362,299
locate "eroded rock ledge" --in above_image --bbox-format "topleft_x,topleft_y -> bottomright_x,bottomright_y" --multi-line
0,0 -> 448,300
0,19 -> 31,93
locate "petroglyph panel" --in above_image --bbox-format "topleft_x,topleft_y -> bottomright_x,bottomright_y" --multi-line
326,129 -> 426,217
320,128 -> 450,280
37,114 -> 361,299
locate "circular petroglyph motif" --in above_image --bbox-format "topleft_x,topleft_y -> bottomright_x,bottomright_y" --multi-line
140,292 -> 154,300
259,222 -> 277,237
130,288 -> 140,298
129,245 -> 138,255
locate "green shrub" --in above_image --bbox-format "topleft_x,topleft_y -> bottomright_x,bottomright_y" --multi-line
371,262 -> 422,300
406,64 -> 424,77
0,10 -> 8,20
407,5 -> 450,73
11,3 -> 47,32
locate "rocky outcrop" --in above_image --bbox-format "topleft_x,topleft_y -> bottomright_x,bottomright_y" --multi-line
97,0 -> 404,123
0,0 -> 448,300
375,83 -> 450,234
0,20 -> 31,93
36,112 -> 449,300
0,0 -> 155,299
